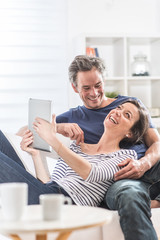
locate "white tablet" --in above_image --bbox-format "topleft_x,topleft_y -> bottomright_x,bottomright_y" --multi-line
28,98 -> 52,152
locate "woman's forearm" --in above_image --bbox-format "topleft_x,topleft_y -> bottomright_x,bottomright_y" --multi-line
51,138 -> 91,180
33,116 -> 91,179
32,152 -> 50,183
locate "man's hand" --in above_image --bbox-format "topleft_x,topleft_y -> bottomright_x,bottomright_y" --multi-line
56,123 -> 84,145
151,200 -> 160,208
114,158 -> 146,181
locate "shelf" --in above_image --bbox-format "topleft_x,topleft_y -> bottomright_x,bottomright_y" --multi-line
104,77 -> 125,81
127,77 -> 160,81
105,76 -> 160,81
74,34 -> 160,111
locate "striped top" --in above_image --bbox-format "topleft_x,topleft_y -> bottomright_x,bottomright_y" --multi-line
51,141 -> 137,206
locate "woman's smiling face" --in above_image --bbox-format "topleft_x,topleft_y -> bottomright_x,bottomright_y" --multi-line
104,102 -> 140,138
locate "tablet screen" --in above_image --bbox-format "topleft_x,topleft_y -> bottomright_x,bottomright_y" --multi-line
28,98 -> 52,152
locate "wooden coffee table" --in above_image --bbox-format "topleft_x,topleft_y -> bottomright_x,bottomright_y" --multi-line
0,205 -> 112,240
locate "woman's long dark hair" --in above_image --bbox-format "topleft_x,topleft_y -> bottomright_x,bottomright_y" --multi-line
120,99 -> 149,146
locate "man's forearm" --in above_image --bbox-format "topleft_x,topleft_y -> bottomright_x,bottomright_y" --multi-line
115,140 -> 160,180
139,141 -> 160,172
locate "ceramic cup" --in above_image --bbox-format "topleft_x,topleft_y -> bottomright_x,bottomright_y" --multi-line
0,182 -> 28,221
40,194 -> 72,221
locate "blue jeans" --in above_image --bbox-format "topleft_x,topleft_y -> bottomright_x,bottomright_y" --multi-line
142,161 -> 160,202
0,131 -> 71,205
104,160 -> 160,240
150,181 -> 160,201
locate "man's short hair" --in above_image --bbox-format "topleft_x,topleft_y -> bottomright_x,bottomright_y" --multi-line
69,55 -> 106,86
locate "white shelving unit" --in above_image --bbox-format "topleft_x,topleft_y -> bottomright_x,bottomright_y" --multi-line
74,34 -> 160,130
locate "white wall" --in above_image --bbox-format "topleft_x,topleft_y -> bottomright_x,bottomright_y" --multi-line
1,0 -> 160,132
67,0 -> 160,107
68,0 -> 158,43
0,0 -> 68,133
155,0 -> 160,32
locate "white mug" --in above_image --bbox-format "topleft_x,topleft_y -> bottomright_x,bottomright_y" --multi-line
0,182 -> 28,221
40,194 -> 72,221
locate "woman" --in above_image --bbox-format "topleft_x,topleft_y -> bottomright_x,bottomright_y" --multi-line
0,100 -> 149,205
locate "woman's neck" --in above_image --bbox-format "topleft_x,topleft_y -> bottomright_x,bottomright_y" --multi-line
80,132 -> 121,155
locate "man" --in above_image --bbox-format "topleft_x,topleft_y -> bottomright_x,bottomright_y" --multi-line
56,55 -> 160,240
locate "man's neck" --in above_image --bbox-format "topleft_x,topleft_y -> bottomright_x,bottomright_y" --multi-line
101,97 -> 116,108
83,97 -> 116,110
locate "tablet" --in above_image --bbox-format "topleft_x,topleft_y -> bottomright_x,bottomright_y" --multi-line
28,98 -> 52,152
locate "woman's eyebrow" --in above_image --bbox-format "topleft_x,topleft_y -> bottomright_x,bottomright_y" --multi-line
126,108 -> 133,117
122,105 -> 133,117
128,110 -> 133,116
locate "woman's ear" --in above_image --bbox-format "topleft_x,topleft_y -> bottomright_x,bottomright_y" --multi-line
126,131 -> 132,138
72,83 -> 79,93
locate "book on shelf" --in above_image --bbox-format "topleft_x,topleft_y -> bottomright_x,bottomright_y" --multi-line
86,47 -> 99,57
94,48 -> 99,57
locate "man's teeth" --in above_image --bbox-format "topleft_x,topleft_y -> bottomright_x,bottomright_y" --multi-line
110,116 -> 118,124
89,97 -> 98,100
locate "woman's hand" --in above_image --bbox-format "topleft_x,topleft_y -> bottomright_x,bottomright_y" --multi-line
20,129 -> 39,156
16,125 -> 28,137
21,129 -> 49,183
33,114 -> 57,146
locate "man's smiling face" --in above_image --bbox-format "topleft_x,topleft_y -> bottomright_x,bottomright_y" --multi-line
73,67 -> 105,109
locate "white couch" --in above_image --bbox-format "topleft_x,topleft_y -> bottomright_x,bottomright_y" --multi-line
3,132 -> 160,240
